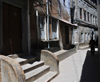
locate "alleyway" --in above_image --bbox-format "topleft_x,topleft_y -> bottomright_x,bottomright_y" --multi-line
51,48 -> 100,82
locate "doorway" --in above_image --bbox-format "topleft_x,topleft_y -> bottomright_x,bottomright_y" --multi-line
3,2 -> 22,54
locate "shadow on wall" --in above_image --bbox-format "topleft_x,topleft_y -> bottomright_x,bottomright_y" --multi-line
80,50 -> 100,82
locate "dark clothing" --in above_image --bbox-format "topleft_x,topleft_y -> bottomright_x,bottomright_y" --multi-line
89,39 -> 96,55
89,39 -> 95,47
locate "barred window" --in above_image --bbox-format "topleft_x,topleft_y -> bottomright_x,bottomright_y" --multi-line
80,8 -> 82,19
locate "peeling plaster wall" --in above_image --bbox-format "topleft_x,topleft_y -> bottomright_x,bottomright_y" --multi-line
59,0 -> 71,21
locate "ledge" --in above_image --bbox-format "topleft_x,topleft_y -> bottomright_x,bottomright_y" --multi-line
0,55 -> 25,82
54,48 -> 76,61
41,39 -> 59,42
41,50 -> 59,73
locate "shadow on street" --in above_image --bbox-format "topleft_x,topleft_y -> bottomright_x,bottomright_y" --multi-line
80,50 -> 100,82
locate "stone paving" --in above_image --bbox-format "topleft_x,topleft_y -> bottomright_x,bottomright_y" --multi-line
51,48 -> 100,82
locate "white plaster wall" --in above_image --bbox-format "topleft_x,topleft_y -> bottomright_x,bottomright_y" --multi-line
52,20 -> 59,39
77,0 -> 97,25
41,17 -> 46,40
59,0 -> 71,21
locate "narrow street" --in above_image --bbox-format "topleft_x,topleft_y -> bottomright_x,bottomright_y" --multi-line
51,48 -> 100,82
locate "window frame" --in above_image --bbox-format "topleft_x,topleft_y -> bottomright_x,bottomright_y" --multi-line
38,15 -> 47,40
51,18 -> 59,40
80,8 -> 82,19
84,10 -> 86,21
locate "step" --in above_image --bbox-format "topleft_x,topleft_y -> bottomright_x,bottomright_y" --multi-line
21,61 -> 44,73
54,50 -> 68,56
27,57 -> 36,63
14,57 -> 36,65
79,45 -> 89,50
14,58 -> 27,65
25,65 -> 50,82
54,48 -> 76,61
34,71 -> 57,82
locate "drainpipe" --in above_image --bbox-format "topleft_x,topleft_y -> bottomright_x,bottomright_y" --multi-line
71,0 -> 75,44
97,0 -> 100,54
27,0 -> 31,55
36,10 -> 39,49
46,0 -> 50,49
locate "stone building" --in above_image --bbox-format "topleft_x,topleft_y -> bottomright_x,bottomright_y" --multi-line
0,0 -> 77,55
29,0 -> 77,53
73,0 -> 98,48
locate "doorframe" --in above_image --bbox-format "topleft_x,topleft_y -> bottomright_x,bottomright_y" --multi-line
0,0 -> 3,53
27,0 -> 31,55
1,1 -> 28,54
2,2 -> 23,54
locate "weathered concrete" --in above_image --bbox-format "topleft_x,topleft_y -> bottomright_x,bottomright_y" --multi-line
0,55 -> 25,82
54,48 -> 76,61
79,45 -> 89,50
41,50 -> 59,73
51,48 -> 99,82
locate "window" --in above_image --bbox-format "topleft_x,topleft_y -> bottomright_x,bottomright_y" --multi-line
88,33 -> 90,41
63,0 -> 65,6
93,16 -> 95,24
84,10 -> 86,21
81,33 -> 83,43
39,15 -> 44,29
85,33 -> 88,42
95,17 -> 97,24
38,15 -> 45,40
90,14 -> 92,23
52,18 -> 58,39
80,8 -> 82,19
52,19 -> 57,32
87,12 -> 89,21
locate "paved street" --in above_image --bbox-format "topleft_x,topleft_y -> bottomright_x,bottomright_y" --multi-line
51,48 -> 100,82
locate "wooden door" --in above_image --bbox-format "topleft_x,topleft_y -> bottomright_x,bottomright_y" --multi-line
3,3 -> 10,54
3,3 -> 22,54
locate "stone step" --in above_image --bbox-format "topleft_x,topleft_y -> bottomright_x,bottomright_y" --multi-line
79,45 -> 89,50
21,61 -> 44,73
25,65 -> 50,82
14,58 -> 27,65
54,50 -> 68,56
54,48 -> 76,61
34,71 -> 57,82
14,57 -> 36,65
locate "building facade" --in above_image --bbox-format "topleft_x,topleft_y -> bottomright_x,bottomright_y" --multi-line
0,0 -> 28,54
29,0 -> 77,53
73,0 -> 98,48
0,0 -> 77,55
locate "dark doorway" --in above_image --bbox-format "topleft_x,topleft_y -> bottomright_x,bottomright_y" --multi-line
65,26 -> 69,44
3,2 -> 22,54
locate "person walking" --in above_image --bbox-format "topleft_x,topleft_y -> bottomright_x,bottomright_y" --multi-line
89,37 -> 96,55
